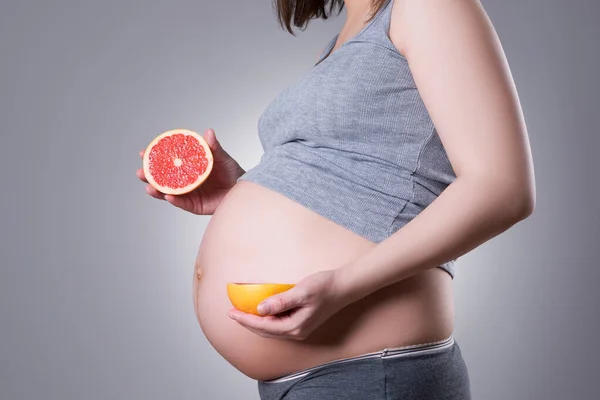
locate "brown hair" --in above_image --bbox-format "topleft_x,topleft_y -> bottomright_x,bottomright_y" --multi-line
274,0 -> 388,35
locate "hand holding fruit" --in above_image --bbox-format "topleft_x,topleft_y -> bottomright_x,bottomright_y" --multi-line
137,128 -> 245,215
228,270 -> 349,341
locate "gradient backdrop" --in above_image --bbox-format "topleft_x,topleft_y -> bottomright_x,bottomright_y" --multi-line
1,0 -> 598,399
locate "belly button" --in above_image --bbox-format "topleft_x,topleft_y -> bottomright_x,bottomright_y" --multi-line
196,267 -> 203,280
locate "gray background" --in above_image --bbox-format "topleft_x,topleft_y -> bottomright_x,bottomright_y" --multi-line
1,0 -> 598,399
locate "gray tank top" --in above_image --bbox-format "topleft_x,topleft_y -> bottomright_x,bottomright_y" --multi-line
237,0 -> 457,278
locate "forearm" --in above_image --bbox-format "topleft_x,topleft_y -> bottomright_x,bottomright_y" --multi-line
333,175 -> 534,304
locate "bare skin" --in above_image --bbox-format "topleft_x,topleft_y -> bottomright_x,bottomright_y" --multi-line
137,0 -> 534,381
193,180 -> 454,380
227,0 -> 534,343
138,132 -> 453,380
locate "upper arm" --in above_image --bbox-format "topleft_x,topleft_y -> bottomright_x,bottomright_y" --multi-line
390,0 -> 535,209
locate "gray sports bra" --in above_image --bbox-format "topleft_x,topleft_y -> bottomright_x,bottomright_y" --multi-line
237,0 -> 457,278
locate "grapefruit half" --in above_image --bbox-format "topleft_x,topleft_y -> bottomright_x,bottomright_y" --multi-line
227,283 -> 296,315
142,129 -> 214,195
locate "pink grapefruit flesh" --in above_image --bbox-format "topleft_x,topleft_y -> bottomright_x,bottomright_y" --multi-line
143,129 -> 214,195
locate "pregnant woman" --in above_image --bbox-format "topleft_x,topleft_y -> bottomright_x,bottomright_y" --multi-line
137,0 -> 535,398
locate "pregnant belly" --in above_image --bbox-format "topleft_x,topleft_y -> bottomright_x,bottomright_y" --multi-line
193,180 -> 454,381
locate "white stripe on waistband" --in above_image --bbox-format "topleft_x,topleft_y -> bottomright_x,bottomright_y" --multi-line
262,336 -> 454,384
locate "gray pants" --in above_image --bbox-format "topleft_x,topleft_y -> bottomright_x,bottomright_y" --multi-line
258,336 -> 471,400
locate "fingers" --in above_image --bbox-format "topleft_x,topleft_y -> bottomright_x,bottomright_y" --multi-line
145,183 -> 165,200
137,149 -> 157,194
137,150 -> 150,183
228,309 -> 295,339
136,168 -> 148,183
164,194 -> 178,205
164,193 -> 193,211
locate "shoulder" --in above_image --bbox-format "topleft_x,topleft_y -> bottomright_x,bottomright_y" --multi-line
388,0 -> 494,58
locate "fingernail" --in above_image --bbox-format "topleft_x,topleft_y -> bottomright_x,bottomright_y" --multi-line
257,302 -> 270,315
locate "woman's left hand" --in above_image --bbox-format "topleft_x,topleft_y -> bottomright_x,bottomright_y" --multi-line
228,269 -> 349,340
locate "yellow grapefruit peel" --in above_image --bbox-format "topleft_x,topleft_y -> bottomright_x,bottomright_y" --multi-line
227,283 -> 296,315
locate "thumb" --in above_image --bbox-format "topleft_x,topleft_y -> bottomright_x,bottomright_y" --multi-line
257,290 -> 301,316
204,128 -> 226,157
164,193 -> 194,212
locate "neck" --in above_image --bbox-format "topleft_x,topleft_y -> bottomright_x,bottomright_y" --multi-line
343,0 -> 377,23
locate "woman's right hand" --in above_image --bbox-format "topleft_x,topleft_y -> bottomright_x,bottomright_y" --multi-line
136,128 -> 245,215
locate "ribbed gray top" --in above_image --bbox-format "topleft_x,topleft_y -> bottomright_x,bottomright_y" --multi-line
237,0 -> 457,278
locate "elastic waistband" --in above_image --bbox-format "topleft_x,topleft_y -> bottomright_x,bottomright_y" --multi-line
262,336 -> 455,384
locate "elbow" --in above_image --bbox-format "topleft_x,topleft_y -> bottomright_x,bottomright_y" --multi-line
507,184 -> 536,222
465,172 -> 536,223
514,170 -> 537,220
514,193 -> 535,220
